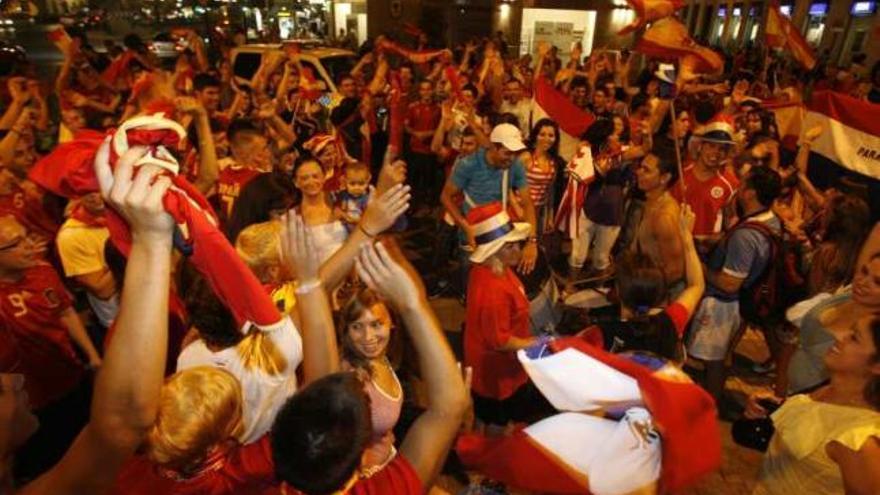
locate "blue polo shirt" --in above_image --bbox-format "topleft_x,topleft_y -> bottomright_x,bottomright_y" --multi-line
451,148 -> 528,214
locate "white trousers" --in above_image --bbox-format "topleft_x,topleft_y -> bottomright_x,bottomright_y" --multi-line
569,211 -> 621,271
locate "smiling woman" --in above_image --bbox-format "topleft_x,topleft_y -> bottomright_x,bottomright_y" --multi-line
293,155 -> 348,264
336,288 -> 403,475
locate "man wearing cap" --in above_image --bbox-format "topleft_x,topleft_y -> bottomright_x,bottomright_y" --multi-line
463,203 -> 551,430
441,123 -> 539,275
672,116 -> 739,249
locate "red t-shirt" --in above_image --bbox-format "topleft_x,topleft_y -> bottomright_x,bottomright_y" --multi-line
271,454 -> 423,495
671,163 -> 739,237
0,263 -> 82,408
112,436 -> 275,495
216,165 -> 261,220
464,264 -> 531,400
405,101 -> 440,155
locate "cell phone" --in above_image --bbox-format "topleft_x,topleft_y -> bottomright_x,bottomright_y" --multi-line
317,94 -> 332,108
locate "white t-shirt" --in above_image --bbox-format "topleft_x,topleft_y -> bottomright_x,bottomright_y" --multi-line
176,316 -> 303,444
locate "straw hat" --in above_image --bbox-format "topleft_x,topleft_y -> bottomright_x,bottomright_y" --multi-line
692,114 -> 736,145
467,203 -> 532,263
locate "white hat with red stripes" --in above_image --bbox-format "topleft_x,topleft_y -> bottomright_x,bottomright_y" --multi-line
466,202 -> 532,263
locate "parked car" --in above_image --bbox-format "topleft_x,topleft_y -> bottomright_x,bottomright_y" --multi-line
230,44 -> 356,97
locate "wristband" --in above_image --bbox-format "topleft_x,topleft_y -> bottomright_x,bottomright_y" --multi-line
295,279 -> 322,294
359,224 -> 377,238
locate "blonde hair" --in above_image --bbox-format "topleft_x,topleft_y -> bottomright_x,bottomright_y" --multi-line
235,220 -> 282,283
237,330 -> 288,375
146,367 -> 244,473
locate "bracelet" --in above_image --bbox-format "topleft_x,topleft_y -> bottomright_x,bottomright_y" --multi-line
295,279 -> 322,295
359,224 -> 377,238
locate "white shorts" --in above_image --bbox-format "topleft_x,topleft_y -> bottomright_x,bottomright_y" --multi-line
687,296 -> 741,361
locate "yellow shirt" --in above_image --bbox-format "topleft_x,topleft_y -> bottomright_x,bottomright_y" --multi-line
753,394 -> 880,495
56,218 -> 110,277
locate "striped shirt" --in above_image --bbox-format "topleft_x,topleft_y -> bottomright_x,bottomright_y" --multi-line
526,155 -> 556,207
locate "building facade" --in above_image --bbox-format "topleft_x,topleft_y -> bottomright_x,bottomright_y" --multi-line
358,0 -> 878,66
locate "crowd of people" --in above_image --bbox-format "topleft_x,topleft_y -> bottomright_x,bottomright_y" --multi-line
0,19 -> 879,495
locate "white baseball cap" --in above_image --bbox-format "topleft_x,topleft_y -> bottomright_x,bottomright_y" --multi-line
490,123 -> 527,152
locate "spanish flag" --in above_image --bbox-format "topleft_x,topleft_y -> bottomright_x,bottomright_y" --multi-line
766,1 -> 816,70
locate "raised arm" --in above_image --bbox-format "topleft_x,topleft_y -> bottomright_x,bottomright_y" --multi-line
355,241 -> 468,487
319,184 -> 411,291
0,78 -> 28,131
673,204 -> 705,316
22,143 -> 174,495
177,96 -> 219,195
280,211 -> 338,384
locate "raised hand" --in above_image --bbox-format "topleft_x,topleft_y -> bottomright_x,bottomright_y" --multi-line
279,211 -> 320,283
679,203 -> 696,235
361,183 -> 411,236
355,241 -> 420,309
94,137 -> 174,242
7,77 -> 28,103
175,96 -> 206,116
376,153 -> 407,193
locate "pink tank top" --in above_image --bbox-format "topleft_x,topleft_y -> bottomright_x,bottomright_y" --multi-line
362,368 -> 403,472
365,370 -> 403,440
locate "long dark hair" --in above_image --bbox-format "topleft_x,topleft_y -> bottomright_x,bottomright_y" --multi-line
809,195 -> 872,294
527,118 -> 562,160
335,288 -> 401,374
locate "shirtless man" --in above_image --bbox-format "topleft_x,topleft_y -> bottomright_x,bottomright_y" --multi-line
632,144 -> 685,292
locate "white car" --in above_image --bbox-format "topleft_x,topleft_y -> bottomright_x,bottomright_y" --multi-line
230,44 -> 356,97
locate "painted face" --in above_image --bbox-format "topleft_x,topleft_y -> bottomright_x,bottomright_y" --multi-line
824,315 -> 879,376
344,169 -> 370,198
294,160 -> 326,197
0,374 -> 39,456
852,257 -> 880,307
346,303 -> 392,360
535,125 -> 556,152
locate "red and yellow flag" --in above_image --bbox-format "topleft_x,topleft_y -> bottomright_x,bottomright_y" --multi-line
766,1 -> 816,70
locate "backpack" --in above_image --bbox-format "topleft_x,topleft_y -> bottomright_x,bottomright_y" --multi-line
729,220 -> 805,326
